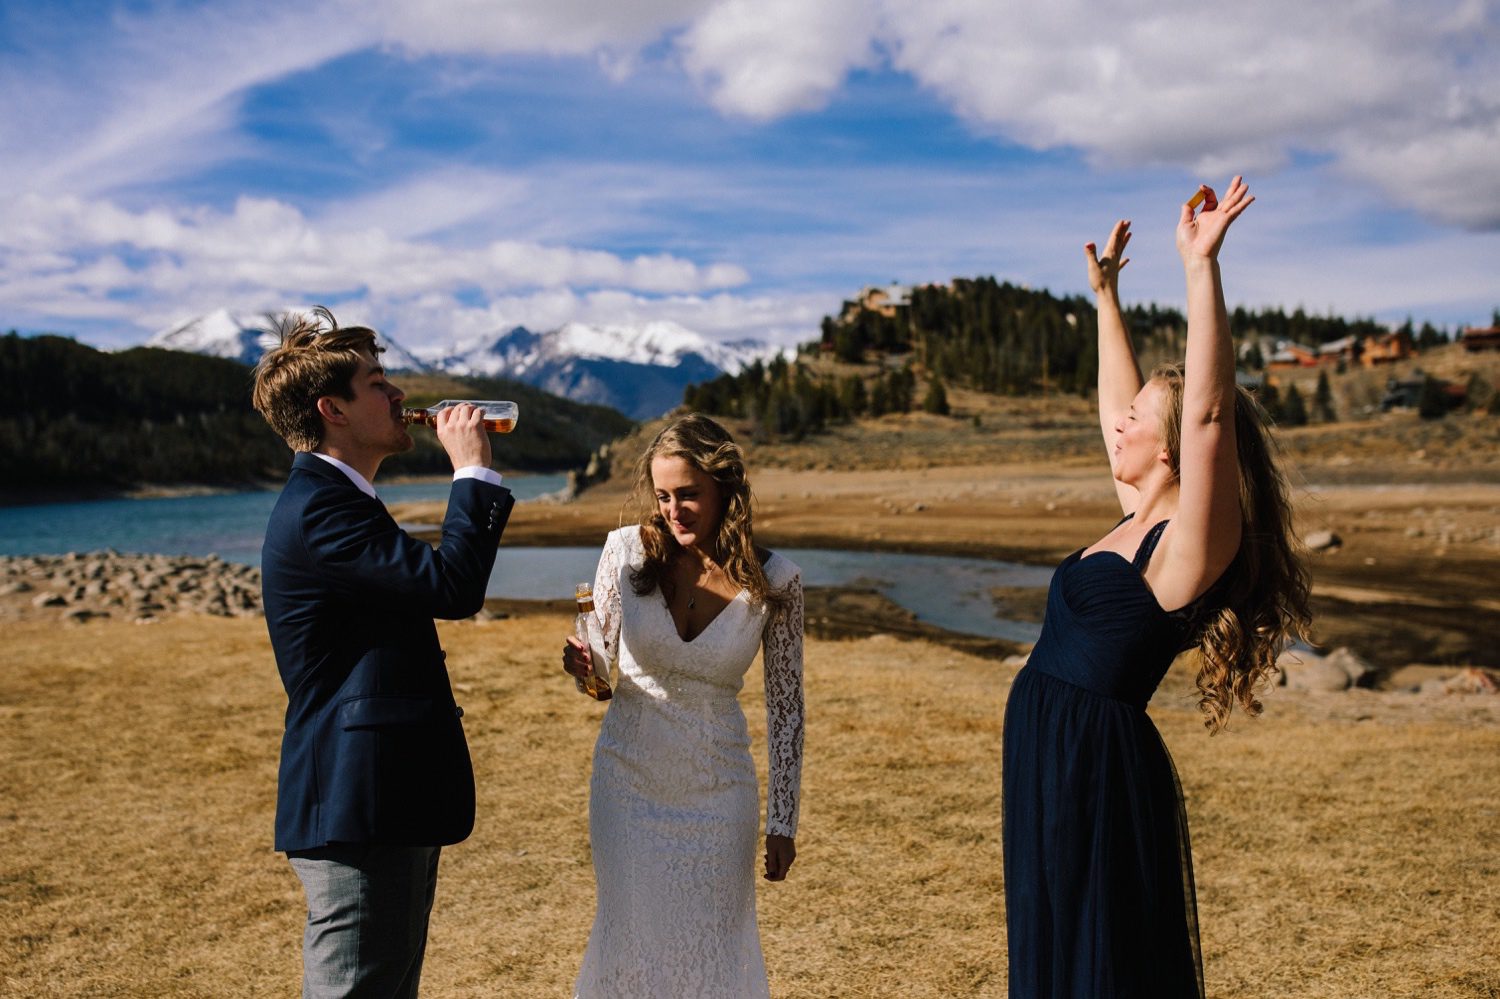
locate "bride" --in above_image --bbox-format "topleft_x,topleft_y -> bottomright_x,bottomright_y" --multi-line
562,413 -> 805,998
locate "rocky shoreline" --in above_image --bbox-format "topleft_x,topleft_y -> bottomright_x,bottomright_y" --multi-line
1,551 -> 262,623
5,550 -> 1497,701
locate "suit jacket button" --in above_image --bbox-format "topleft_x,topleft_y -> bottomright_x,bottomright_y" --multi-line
455,706 -> 464,718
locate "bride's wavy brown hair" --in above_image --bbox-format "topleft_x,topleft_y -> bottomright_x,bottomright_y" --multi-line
626,414 -> 788,608
1152,364 -> 1313,734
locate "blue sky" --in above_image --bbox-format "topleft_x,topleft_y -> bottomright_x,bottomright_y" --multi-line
2,0 -> 1497,352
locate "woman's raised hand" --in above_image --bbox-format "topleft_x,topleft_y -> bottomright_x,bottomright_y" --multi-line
1084,219 -> 1131,296
1177,176 -> 1254,262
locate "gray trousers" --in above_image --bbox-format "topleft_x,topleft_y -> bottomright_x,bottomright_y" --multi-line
287,844 -> 442,999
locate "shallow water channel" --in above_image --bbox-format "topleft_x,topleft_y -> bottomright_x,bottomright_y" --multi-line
1,479 -> 1052,642
492,546 -> 1052,643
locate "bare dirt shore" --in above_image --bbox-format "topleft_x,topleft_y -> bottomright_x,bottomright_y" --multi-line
399,422 -> 1500,674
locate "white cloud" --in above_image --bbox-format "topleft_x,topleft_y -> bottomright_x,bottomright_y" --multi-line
0,192 -> 750,335
316,168 -> 535,240
883,0 -> 1500,226
571,288 -> 830,342
1336,114 -> 1500,232
377,286 -> 830,354
5,0 -> 1495,231
669,0 -> 1500,227
677,0 -> 878,119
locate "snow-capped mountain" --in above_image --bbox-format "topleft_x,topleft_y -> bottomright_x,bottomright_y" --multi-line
148,312 -> 781,421
422,320 -> 780,420
146,309 -> 431,372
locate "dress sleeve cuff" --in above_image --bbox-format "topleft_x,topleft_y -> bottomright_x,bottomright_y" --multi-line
453,466 -> 504,488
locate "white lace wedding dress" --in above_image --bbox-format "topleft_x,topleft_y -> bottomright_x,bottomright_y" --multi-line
573,526 -> 805,999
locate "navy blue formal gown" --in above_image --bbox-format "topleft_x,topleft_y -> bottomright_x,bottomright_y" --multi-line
1003,518 -> 1207,999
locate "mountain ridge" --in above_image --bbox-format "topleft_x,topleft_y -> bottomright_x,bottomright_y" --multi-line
147,308 -> 432,371
150,311 -> 783,421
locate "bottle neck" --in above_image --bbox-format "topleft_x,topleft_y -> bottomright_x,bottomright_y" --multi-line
577,598 -> 596,614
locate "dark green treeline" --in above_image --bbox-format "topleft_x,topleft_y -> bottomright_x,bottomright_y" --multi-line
0,332 -> 632,497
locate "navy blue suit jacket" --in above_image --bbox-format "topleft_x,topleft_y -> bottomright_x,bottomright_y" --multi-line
261,452 -> 512,852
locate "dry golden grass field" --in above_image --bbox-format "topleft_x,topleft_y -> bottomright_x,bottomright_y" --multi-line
3,609 -> 1498,998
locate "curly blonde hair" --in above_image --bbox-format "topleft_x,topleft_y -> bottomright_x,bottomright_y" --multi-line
625,414 -> 787,608
1152,364 -> 1314,734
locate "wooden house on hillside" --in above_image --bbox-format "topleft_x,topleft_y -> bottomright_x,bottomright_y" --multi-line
841,283 -> 913,322
1317,335 -> 1359,367
1362,327 -> 1414,365
1268,328 -> 1415,370
1460,326 -> 1500,352
1267,341 -> 1320,369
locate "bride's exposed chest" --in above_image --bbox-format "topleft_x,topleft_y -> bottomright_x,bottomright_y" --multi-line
620,583 -> 768,684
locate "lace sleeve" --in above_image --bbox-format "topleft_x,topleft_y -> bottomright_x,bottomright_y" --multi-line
592,530 -> 624,673
762,568 -> 805,838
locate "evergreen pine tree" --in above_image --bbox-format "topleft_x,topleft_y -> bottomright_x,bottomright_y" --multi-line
839,375 -> 867,417
840,326 -> 865,362
1263,382 -> 1283,422
1462,372 -> 1495,413
1282,384 -> 1308,426
891,370 -> 906,411
1314,370 -> 1337,422
1417,376 -> 1448,420
922,375 -> 950,415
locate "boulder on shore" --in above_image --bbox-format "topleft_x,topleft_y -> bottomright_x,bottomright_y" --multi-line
1276,645 -> 1377,692
1304,529 -> 1342,552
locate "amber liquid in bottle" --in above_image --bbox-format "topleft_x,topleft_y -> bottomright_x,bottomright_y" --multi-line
404,412 -> 516,433
402,400 -> 518,433
574,588 -> 613,701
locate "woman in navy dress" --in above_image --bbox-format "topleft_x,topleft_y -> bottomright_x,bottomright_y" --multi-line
1002,178 -> 1312,998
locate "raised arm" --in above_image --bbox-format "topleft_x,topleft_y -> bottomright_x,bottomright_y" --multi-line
1162,178 -> 1253,600
301,477 -> 509,619
1086,219 -> 1145,514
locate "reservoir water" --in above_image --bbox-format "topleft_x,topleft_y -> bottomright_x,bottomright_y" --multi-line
1,478 -> 1050,642
488,546 -> 1051,644
0,476 -> 571,566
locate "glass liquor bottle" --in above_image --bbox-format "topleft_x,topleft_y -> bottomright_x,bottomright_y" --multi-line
573,582 -> 613,701
402,400 -> 518,433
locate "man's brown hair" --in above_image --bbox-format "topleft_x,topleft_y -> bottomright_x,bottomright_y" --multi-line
251,306 -> 384,452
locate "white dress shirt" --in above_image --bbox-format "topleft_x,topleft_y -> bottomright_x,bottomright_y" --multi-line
312,453 -> 503,502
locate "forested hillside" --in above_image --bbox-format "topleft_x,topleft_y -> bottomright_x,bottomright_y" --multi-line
0,333 -> 632,499
684,278 -> 1455,441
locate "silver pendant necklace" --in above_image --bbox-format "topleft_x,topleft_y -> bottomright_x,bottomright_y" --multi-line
684,552 -> 721,612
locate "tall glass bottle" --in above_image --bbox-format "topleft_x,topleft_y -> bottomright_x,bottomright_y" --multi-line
574,582 -> 612,701
402,400 -> 518,433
